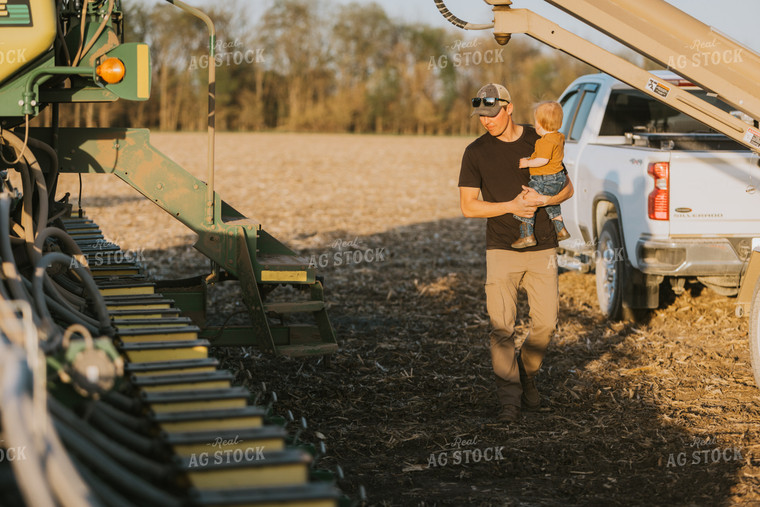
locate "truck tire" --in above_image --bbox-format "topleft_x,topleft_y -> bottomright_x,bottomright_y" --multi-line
596,220 -> 625,319
749,277 -> 760,389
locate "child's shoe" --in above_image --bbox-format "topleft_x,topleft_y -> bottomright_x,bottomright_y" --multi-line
512,223 -> 537,249
554,220 -> 570,241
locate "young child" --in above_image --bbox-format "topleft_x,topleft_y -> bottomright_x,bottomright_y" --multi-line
512,101 -> 570,249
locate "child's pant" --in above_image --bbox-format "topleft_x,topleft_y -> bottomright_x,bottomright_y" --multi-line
514,171 -> 566,231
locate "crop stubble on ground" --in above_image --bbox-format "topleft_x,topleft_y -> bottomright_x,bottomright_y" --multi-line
57,132 -> 760,506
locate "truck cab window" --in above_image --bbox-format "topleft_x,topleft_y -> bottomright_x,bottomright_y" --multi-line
599,88 -> 735,135
559,89 -> 580,138
560,84 -> 599,141
570,88 -> 598,141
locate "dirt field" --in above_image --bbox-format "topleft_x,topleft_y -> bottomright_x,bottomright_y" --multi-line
57,132 -> 760,506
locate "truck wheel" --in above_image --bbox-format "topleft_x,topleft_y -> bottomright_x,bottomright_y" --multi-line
595,220 -> 625,319
749,277 -> 760,389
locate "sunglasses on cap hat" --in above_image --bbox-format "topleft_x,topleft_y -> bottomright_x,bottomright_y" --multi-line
471,97 -> 510,108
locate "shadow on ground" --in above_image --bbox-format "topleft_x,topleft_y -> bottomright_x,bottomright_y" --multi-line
140,216 -> 759,506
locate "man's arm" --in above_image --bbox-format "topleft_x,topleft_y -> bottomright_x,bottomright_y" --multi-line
521,175 -> 574,206
459,187 -> 541,218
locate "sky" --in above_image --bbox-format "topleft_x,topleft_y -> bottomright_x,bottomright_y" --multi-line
140,0 -> 760,54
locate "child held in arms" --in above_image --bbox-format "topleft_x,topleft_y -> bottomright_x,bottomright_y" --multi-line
512,101 -> 571,248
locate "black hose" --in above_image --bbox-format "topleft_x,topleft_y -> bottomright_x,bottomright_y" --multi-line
55,0 -> 73,66
35,226 -> 87,262
51,421 -> 184,507
67,454 -> 135,507
433,0 -> 467,28
91,399 -> 152,434
41,404 -> 104,507
5,153 -> 113,336
5,130 -> 50,261
50,275 -> 88,308
52,271 -> 86,297
26,138 -> 59,206
0,319 -> 100,507
0,195 -> 40,330
89,403 -> 158,456
103,390 -> 143,414
432,0 -> 494,30
33,252 -> 112,352
33,227 -> 94,315
21,272 -> 99,331
49,398 -> 175,482
33,285 -> 101,334
15,159 -> 37,261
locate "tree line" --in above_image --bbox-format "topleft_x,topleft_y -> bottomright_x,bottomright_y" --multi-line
52,0 -> 597,135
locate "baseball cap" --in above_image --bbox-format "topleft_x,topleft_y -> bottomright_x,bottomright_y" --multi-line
471,83 -> 512,117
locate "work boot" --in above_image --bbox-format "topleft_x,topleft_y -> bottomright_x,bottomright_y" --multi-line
511,223 -> 536,249
516,350 -> 541,410
498,404 -> 521,423
554,219 -> 570,241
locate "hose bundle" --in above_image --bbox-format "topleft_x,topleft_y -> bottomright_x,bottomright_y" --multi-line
433,0 -> 495,30
0,128 -> 113,352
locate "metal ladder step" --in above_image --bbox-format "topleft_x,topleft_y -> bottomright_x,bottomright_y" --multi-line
264,301 -> 325,314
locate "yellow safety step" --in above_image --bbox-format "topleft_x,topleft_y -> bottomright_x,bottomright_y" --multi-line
180,449 -> 311,490
142,387 -> 249,414
151,407 -> 266,433
125,358 -> 220,377
132,371 -> 233,393
191,483 -> 340,507
119,339 -> 209,363
164,426 -> 285,458
117,326 -> 201,344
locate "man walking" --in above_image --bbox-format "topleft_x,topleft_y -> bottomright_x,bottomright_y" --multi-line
458,83 -> 574,422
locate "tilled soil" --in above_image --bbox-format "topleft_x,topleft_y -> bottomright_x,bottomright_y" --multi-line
57,132 -> 760,506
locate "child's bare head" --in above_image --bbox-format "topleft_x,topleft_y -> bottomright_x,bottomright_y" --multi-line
534,101 -> 563,132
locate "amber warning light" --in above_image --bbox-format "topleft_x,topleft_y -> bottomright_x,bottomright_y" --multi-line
96,57 -> 126,84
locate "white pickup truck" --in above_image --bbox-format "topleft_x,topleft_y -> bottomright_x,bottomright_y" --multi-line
557,71 -> 760,319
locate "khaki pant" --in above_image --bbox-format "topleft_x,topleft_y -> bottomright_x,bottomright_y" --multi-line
486,248 -> 558,407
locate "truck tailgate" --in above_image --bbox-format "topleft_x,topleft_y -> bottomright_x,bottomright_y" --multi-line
669,151 -> 760,236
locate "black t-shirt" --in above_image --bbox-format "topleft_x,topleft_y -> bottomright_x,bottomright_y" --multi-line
458,126 -> 559,252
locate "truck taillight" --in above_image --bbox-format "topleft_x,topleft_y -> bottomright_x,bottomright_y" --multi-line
648,162 -> 669,220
